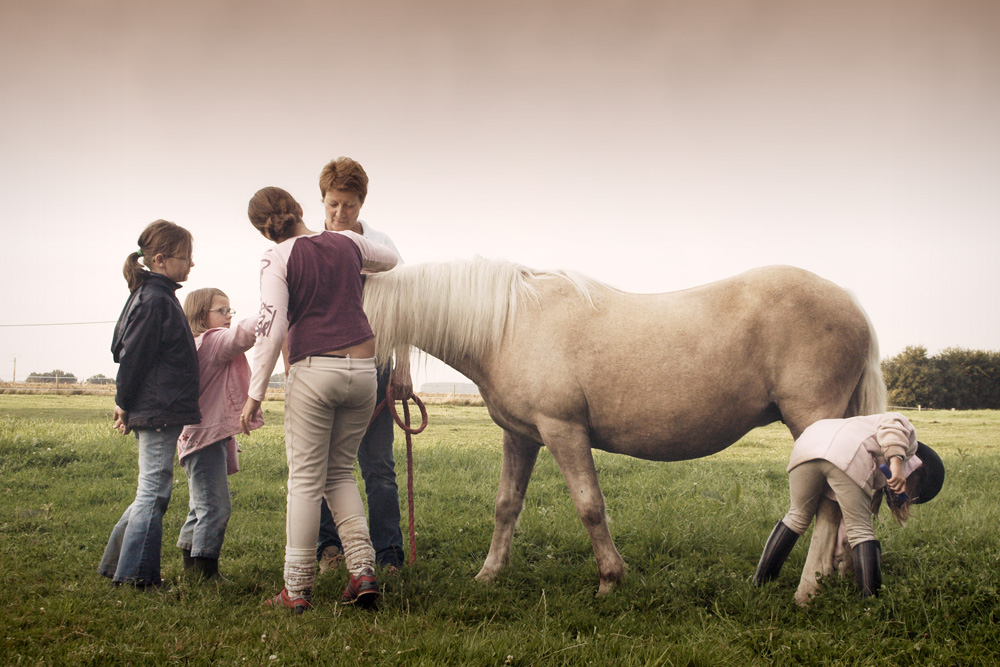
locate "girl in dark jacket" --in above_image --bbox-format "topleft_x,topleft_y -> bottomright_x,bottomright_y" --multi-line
98,220 -> 201,588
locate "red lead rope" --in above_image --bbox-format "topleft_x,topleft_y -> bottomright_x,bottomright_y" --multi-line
369,386 -> 428,565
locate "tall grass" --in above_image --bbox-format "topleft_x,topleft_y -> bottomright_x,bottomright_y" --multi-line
1,394 -> 998,665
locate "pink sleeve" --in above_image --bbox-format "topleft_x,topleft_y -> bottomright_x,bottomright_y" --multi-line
199,318 -> 256,366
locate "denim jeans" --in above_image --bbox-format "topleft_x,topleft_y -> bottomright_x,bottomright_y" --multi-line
176,438 -> 232,559
317,367 -> 404,567
98,425 -> 181,586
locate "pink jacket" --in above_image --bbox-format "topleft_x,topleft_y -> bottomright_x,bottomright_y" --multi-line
177,318 -> 264,472
788,412 -> 921,493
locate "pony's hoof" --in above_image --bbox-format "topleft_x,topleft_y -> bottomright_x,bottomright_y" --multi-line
595,579 -> 617,597
794,588 -> 816,607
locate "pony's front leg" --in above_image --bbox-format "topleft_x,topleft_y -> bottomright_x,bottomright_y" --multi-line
539,418 -> 624,597
476,430 -> 540,584
795,496 -> 843,606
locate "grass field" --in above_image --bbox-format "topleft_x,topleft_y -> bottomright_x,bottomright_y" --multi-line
1,394 -> 998,665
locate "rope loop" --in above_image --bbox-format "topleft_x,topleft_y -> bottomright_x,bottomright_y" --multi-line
368,383 -> 428,565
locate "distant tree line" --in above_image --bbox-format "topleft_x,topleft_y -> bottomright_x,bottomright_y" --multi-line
882,346 -> 1000,409
21,371 -> 115,385
25,370 -> 77,384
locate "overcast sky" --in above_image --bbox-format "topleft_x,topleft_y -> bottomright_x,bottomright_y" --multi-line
2,0 -> 998,389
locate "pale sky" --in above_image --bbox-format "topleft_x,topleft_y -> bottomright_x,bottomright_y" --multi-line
2,0 -> 998,389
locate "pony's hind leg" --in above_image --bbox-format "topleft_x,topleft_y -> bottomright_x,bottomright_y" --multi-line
795,496 -> 843,606
476,430 -> 541,584
536,417 -> 624,597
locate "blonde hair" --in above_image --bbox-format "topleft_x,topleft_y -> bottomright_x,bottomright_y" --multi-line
123,220 -> 194,292
319,156 -> 369,203
184,287 -> 227,336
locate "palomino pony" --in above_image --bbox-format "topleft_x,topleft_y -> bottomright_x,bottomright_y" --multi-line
363,259 -> 886,599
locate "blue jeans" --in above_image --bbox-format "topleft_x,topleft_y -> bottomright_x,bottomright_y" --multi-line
176,438 -> 232,559
98,425 -> 181,587
317,367 -> 404,567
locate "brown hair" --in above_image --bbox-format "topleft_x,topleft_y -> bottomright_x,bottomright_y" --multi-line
319,156 -> 369,203
871,468 -> 920,526
123,220 -> 194,292
184,287 -> 227,337
248,187 -> 304,242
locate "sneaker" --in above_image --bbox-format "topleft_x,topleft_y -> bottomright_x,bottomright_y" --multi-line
264,587 -> 312,614
341,568 -> 379,608
318,545 -> 344,574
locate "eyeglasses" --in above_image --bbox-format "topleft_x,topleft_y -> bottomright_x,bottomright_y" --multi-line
210,307 -> 236,316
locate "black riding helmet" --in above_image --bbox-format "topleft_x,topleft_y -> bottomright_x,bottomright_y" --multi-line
912,441 -> 945,504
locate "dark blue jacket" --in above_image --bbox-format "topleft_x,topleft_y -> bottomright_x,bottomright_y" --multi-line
111,272 -> 201,428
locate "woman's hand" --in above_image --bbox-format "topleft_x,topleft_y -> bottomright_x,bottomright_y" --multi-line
113,406 -> 131,435
887,456 -> 907,494
240,397 -> 261,435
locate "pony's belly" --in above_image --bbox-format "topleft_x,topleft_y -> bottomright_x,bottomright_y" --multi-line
590,433 -> 740,462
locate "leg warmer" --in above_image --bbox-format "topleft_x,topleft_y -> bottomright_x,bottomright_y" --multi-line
283,546 -> 316,596
338,515 -> 376,576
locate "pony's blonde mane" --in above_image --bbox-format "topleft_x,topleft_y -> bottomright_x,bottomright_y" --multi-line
363,257 -> 604,366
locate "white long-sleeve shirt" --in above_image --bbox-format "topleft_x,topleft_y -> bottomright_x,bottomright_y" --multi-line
248,229 -> 397,401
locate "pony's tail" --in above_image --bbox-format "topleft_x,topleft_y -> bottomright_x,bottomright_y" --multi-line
844,295 -> 887,417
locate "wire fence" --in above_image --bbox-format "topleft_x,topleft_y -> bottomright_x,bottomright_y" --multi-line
0,382 -> 286,400
0,382 -> 489,407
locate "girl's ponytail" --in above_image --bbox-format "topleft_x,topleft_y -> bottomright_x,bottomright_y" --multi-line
123,251 -> 146,292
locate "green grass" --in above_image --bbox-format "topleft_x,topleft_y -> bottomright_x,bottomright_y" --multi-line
1,394 -> 998,665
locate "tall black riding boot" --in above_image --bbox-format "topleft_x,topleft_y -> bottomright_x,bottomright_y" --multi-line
181,548 -> 195,571
853,540 -> 881,598
754,521 -> 799,586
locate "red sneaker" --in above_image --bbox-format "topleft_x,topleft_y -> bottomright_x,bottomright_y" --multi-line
341,568 -> 379,608
264,587 -> 312,614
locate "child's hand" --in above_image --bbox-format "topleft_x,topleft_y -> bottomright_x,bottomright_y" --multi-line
240,398 -> 261,435
887,457 -> 906,494
113,406 -> 131,435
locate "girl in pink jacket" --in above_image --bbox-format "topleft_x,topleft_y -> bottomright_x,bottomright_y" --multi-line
753,412 -> 945,598
176,288 -> 264,580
